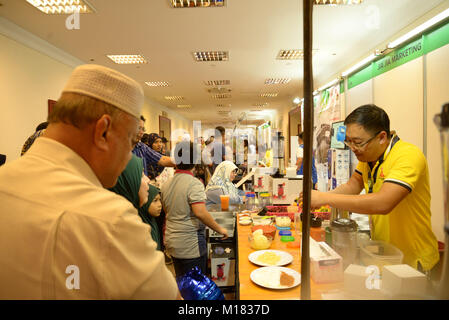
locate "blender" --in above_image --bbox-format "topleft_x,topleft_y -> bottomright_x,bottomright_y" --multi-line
434,103 -> 449,299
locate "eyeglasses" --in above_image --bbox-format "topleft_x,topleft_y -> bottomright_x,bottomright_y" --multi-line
344,131 -> 380,150
138,126 -> 146,132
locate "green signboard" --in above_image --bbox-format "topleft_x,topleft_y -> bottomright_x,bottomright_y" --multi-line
348,19 -> 449,90
372,38 -> 423,77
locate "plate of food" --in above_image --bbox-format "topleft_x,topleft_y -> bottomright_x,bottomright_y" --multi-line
250,266 -> 301,289
248,249 -> 293,267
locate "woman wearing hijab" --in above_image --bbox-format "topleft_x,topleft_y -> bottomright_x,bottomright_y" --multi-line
205,160 -> 244,208
109,154 -> 162,250
146,133 -> 165,181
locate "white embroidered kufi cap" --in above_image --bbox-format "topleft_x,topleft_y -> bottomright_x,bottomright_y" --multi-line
62,64 -> 143,118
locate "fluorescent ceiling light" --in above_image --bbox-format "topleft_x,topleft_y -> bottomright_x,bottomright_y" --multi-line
277,49 -> 318,60
171,0 -> 225,8
193,51 -> 228,62
260,93 -> 278,98
204,80 -> 230,86
164,96 -> 185,101
177,105 -> 192,109
145,81 -> 170,87
318,78 -> 339,92
341,53 -> 377,77
107,55 -> 147,65
293,97 -> 301,104
277,50 -> 304,60
388,8 -> 449,49
26,0 -> 95,14
212,94 -> 231,99
265,78 -> 291,85
314,0 -> 363,4
252,103 -> 269,108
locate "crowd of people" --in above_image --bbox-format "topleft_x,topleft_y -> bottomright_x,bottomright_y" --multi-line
0,64 -> 246,299
0,64 -> 440,299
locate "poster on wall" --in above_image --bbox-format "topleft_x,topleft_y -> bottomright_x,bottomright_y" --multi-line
314,84 -> 342,191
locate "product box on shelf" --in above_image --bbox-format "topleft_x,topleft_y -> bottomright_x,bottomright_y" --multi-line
210,243 -> 235,287
253,174 -> 273,193
271,177 -> 302,205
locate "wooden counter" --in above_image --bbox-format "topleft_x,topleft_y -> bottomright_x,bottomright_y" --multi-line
236,221 -> 343,300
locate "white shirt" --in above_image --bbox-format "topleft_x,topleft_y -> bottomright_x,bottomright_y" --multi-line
0,137 -> 178,299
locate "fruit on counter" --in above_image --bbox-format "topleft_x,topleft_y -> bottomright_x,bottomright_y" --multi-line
249,231 -> 273,250
252,225 -> 277,238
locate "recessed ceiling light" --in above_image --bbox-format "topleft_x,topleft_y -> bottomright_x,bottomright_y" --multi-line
107,55 -> 148,65
193,51 -> 229,62
265,78 -> 291,85
25,0 -> 95,14
252,103 -> 269,108
212,93 -> 231,99
277,49 -> 318,60
204,80 -> 231,86
145,81 -> 170,87
314,0 -> 363,4
207,87 -> 232,94
171,0 -> 225,8
277,50 -> 304,60
165,96 -> 185,101
260,93 -> 278,98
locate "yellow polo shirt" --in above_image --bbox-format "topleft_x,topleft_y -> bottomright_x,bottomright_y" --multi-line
355,135 -> 439,271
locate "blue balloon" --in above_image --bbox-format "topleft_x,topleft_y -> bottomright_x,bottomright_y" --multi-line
176,267 -> 225,300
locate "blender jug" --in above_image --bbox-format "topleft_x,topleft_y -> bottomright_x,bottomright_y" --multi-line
331,218 -> 358,268
434,103 -> 449,299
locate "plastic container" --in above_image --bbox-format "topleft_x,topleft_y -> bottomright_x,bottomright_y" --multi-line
258,192 -> 272,207
275,216 -> 291,228
331,218 -> 358,268
246,193 -> 256,210
251,225 -> 276,239
248,234 -> 273,250
281,236 -> 295,242
279,230 -> 292,237
360,240 -> 404,270
310,217 -> 325,242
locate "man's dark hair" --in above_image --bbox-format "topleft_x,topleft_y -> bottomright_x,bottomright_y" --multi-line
174,141 -> 198,170
141,133 -> 150,145
161,137 -> 168,143
35,122 -> 48,132
215,126 -> 225,137
344,104 -> 391,138
140,115 -> 146,122
298,132 -> 304,140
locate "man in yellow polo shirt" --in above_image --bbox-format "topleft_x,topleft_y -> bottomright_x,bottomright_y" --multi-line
311,104 -> 439,273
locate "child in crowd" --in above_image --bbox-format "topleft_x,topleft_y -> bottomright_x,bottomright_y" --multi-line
161,141 -> 228,277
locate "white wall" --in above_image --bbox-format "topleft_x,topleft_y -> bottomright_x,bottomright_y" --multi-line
0,33 -> 74,162
373,58 -> 424,151
0,22 -> 192,163
426,43 -> 449,242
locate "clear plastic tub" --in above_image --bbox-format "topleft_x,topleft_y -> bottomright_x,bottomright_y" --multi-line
360,240 -> 404,270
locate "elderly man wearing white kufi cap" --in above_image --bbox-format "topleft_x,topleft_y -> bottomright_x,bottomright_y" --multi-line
0,65 -> 181,300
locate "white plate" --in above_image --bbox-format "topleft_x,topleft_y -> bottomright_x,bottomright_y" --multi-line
248,250 -> 293,267
250,267 -> 301,289
239,219 -> 252,226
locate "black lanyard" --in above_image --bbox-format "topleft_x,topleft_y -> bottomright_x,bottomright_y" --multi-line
367,135 -> 400,193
